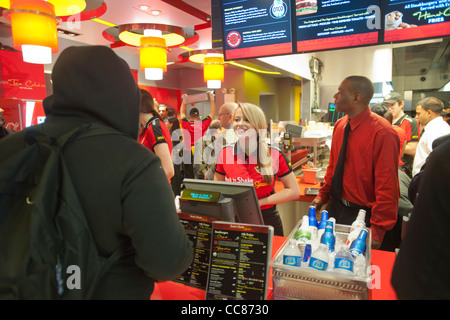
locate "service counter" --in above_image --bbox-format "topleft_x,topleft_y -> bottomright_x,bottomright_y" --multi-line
150,235 -> 397,300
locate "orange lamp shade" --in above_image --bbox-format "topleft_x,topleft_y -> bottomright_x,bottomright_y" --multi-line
139,36 -> 167,72
203,55 -> 224,89
10,0 -> 58,53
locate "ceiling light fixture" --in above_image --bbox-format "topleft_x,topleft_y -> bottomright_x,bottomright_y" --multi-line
3,0 -> 61,64
1,0 -> 106,64
139,29 -> 168,80
203,53 -> 224,89
179,49 -> 225,89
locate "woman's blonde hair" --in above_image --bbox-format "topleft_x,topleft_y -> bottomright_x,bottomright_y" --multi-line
236,102 -> 273,184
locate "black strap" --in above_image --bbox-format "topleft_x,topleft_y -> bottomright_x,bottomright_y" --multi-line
330,121 -> 350,201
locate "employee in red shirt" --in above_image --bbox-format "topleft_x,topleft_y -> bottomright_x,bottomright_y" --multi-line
214,102 -> 300,236
383,92 -> 420,177
179,92 -> 215,179
139,88 -> 174,180
312,76 -> 400,249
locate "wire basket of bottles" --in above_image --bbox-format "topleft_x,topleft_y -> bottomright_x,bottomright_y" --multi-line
272,206 -> 372,300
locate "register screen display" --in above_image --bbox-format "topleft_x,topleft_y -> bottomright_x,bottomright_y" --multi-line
295,0 -> 381,53
383,0 -> 450,43
222,0 -> 293,60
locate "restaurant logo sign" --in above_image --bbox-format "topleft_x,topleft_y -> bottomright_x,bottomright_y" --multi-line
270,0 -> 287,19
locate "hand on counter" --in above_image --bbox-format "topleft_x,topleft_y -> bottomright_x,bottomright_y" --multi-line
371,238 -> 382,250
311,197 -> 325,211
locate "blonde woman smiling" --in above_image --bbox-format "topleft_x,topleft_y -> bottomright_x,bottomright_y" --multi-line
214,102 -> 300,236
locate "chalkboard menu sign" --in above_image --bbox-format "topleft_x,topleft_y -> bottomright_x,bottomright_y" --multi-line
205,222 -> 273,300
383,0 -> 450,43
221,0 -> 294,60
295,0 -> 382,53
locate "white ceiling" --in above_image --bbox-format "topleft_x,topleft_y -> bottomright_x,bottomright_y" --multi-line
58,0 -> 213,62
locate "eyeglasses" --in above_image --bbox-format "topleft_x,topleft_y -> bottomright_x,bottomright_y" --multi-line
218,112 -> 230,117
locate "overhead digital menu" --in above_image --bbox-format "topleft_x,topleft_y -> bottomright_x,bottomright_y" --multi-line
221,0 -> 293,60
383,0 -> 450,43
205,222 -> 273,300
295,0 -> 381,53
175,213 -> 217,290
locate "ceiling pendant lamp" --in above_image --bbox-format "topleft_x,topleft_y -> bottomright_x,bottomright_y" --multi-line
203,53 -> 224,89
6,0 -> 59,64
139,29 -> 168,80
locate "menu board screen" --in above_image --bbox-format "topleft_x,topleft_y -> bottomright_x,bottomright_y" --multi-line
383,0 -> 450,42
205,222 -> 273,300
221,0 -> 293,60
295,0 -> 381,53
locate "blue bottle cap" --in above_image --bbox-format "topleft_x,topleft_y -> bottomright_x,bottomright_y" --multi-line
303,243 -> 312,262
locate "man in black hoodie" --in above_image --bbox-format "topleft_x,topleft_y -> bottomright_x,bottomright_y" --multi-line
1,46 -> 193,299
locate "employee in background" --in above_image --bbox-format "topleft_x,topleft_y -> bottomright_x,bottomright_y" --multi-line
312,76 -> 400,249
371,103 -> 412,252
179,92 -> 215,179
214,102 -> 300,236
412,97 -> 450,177
0,108 -> 15,139
383,92 -> 420,178
371,103 -> 407,167
139,89 -> 174,180
167,115 -> 183,196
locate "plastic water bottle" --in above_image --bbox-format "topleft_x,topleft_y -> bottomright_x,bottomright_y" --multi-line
282,240 -> 302,267
320,220 -> 336,253
349,229 -> 368,258
317,210 -> 328,239
308,206 -> 318,240
333,246 -> 355,275
345,222 -> 366,247
295,215 -> 311,242
308,243 -> 329,271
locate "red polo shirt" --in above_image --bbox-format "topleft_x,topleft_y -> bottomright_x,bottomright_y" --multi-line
318,107 -> 400,242
139,116 -> 173,154
181,116 -> 212,149
215,143 -> 292,210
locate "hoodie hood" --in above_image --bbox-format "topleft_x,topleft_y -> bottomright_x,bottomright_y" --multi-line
43,45 -> 140,140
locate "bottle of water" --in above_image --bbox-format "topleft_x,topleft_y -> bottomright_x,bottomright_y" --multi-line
345,222 -> 366,247
295,215 -> 311,242
349,229 -> 368,258
317,210 -> 328,239
282,240 -> 302,267
308,243 -> 329,271
308,206 -> 318,240
350,209 -> 366,233
333,246 -> 355,275
320,220 -> 336,253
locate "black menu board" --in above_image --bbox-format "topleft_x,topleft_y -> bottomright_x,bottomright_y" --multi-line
205,221 -> 273,300
295,0 -> 381,53
383,0 -> 450,43
175,213 -> 217,290
221,0 -> 294,60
